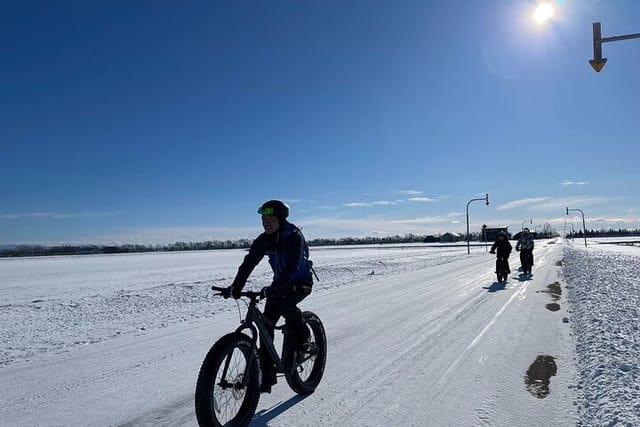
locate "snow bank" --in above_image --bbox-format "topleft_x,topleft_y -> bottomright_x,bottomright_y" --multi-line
564,243 -> 640,425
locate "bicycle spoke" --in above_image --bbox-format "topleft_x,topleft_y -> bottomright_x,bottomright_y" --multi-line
212,346 -> 250,424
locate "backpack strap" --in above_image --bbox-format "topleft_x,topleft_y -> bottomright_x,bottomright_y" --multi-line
295,226 -> 319,281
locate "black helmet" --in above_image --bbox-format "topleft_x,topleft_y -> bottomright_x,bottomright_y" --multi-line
258,200 -> 289,221
523,227 -> 530,233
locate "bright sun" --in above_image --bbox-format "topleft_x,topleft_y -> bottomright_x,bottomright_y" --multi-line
533,3 -> 555,24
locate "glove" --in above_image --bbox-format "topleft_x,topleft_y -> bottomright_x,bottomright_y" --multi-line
489,250 -> 495,254
221,286 -> 242,299
220,286 -> 232,299
515,247 -> 520,252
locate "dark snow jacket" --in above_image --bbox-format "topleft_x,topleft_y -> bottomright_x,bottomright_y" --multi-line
490,238 -> 512,258
516,233 -> 535,251
232,222 -> 313,293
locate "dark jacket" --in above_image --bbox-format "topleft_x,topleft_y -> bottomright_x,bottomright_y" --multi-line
491,237 -> 512,258
232,222 -> 312,292
516,233 -> 534,251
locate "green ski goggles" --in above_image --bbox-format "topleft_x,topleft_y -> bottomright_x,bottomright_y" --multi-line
257,207 -> 276,216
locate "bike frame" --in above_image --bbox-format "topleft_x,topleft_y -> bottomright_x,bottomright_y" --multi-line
235,300 -> 286,374
210,287 -> 292,387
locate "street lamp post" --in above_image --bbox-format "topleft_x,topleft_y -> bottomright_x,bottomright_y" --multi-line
466,194 -> 490,255
566,207 -> 588,247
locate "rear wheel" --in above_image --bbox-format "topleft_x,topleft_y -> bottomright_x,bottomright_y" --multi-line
283,311 -> 327,395
496,258 -> 508,282
195,333 -> 260,427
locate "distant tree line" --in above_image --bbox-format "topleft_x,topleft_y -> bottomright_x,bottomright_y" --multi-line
2,229 -> 638,258
0,234 -> 432,257
0,239 -> 253,257
308,234 -> 428,247
566,228 -> 640,238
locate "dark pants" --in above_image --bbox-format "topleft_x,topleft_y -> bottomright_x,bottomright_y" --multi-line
520,249 -> 533,272
260,285 -> 311,381
496,256 -> 510,274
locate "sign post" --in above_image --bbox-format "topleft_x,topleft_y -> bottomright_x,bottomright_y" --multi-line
590,21 -> 640,72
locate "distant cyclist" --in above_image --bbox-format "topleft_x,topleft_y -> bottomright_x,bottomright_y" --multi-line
516,227 -> 535,276
222,200 -> 314,393
490,231 -> 512,282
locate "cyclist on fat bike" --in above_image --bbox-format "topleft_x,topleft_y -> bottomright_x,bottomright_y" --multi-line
222,200 -> 314,393
516,227 -> 534,275
490,231 -> 512,276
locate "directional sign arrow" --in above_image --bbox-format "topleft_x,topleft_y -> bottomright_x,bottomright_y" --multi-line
589,58 -> 607,72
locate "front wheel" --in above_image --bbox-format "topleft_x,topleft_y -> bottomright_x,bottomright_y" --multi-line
195,333 -> 260,427
283,311 -> 327,395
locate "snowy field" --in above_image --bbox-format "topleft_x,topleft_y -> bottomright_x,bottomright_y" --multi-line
0,246 -> 462,367
0,239 -> 636,425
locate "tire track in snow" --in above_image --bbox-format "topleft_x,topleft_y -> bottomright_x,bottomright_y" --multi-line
268,253 -> 511,426
435,245 -> 553,389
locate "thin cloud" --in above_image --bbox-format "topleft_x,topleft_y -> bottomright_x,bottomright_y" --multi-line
299,214 -> 466,238
398,190 -> 423,195
408,197 -> 436,203
496,196 -> 614,212
344,200 -> 400,208
0,211 -> 118,220
535,196 -> 617,212
561,180 -> 591,186
560,214 -> 640,227
51,212 -> 119,220
495,197 -> 551,211
392,215 -> 464,225
0,212 -> 52,220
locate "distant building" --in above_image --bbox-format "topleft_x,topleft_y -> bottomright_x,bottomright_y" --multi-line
423,235 -> 439,243
484,227 -> 510,241
440,232 -> 462,243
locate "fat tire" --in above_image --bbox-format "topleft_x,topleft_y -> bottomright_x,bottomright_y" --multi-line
283,311 -> 327,395
195,333 -> 260,427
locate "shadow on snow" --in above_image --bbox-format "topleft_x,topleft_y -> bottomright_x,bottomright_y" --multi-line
251,394 -> 308,426
483,282 -> 507,292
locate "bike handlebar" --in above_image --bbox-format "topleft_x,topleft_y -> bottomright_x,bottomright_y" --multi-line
211,285 -> 264,299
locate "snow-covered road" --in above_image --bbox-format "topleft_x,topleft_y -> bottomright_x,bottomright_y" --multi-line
251,241 -> 577,426
1,243 -> 578,426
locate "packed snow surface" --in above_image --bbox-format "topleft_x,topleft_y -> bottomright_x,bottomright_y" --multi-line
1,239 -> 636,425
563,240 -> 640,426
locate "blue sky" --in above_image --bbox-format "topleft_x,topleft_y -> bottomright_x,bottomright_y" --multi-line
2,0 -> 639,245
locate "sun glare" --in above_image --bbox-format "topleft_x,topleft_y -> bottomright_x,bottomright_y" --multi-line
533,3 -> 554,24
